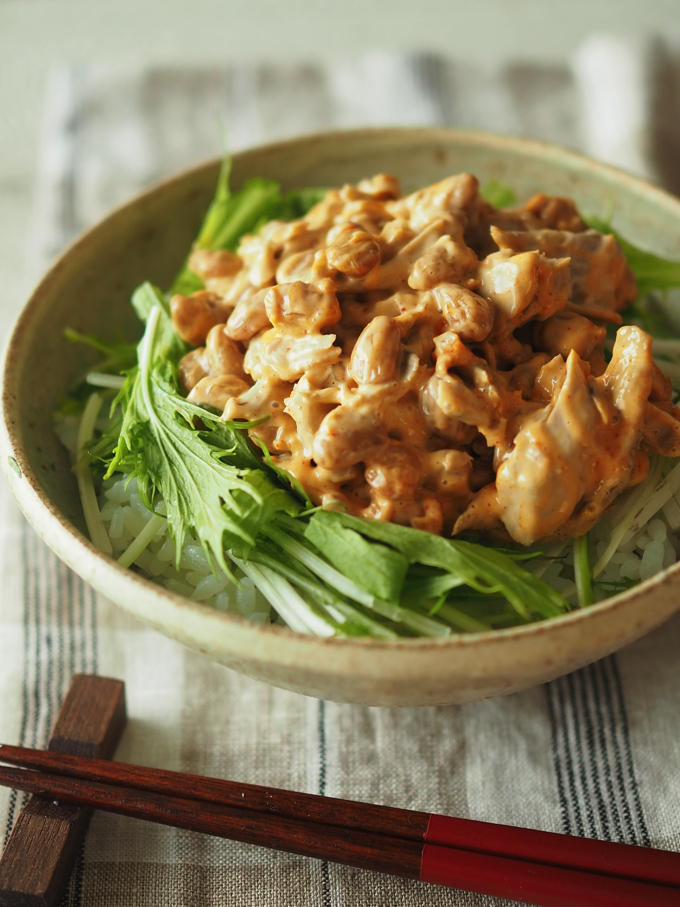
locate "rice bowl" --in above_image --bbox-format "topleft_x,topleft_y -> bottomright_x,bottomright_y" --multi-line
4,128 -> 680,705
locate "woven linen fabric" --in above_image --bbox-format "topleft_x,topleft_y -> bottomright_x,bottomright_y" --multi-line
2,42 -> 680,907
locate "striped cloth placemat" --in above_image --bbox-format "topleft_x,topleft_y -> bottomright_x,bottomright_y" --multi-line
2,41 -> 680,907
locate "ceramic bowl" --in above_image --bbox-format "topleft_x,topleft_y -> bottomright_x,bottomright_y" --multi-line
3,127 -> 680,707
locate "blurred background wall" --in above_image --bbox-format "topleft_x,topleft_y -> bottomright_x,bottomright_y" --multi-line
3,0 -> 680,325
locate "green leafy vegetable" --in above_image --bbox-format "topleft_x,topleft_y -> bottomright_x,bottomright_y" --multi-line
131,283 -> 186,354
63,329 -> 139,375
308,511 -> 568,621
240,534 -> 399,638
262,516 -> 454,636
401,569 -> 466,603
304,514 -> 409,603
573,533 -> 594,607
480,179 -> 517,208
105,304 -> 299,577
54,329 -> 139,420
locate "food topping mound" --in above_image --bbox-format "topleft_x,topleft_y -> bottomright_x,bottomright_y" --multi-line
172,173 -> 680,544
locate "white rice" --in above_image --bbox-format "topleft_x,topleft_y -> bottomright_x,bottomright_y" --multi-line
527,487 -> 680,603
56,413 -> 272,623
592,515 -> 677,587
98,473 -> 272,624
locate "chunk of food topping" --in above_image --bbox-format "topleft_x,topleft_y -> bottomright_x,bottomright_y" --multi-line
264,280 -> 341,334
490,226 -> 637,312
188,374 -> 250,411
350,316 -> 401,384
226,288 -> 271,341
174,170 -> 680,544
533,311 -> 606,361
188,248 -> 243,279
491,326 -> 657,544
326,223 -> 382,277
205,325 -> 248,380
432,284 -> 494,342
170,290 -> 232,346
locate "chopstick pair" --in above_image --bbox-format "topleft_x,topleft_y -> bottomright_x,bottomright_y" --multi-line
0,744 -> 678,907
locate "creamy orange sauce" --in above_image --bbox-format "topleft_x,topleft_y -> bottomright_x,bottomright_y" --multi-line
172,172 -> 680,545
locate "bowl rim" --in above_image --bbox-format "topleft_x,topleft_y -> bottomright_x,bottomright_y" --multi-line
3,124 -> 680,653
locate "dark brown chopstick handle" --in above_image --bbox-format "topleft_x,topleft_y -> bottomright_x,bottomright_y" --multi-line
3,743 -> 680,894
0,767 -> 423,881
0,743 -> 429,841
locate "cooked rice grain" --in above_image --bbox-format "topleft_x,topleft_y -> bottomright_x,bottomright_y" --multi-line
97,475 -> 272,623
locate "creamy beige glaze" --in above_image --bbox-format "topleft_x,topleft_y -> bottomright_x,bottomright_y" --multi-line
171,172 -> 680,545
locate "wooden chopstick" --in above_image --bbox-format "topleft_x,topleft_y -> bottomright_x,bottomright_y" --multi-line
0,765 -> 675,907
1,743 -> 679,889
1,748 -> 679,907
0,743 -> 429,838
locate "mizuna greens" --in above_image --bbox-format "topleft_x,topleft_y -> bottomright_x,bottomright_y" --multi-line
64,170 -> 680,637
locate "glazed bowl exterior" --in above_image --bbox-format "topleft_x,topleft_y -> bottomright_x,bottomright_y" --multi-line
3,127 -> 680,707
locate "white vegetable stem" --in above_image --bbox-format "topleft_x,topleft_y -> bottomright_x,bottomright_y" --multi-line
264,524 -> 451,637
229,553 -> 334,636
619,459 -> 680,546
592,456 -> 675,579
75,393 -> 113,555
661,495 -> 680,531
117,514 -> 167,568
86,372 -> 126,389
139,305 -> 160,392
573,534 -> 594,608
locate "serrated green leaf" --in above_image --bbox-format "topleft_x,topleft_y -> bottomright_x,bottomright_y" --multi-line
106,306 -> 299,576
